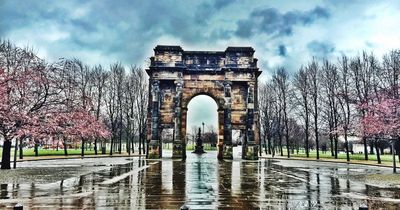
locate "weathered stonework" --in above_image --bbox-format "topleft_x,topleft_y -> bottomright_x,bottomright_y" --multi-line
146,45 -> 261,159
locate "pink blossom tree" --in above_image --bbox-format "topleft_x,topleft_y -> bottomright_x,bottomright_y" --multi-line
359,91 -> 400,172
1,41 -> 111,169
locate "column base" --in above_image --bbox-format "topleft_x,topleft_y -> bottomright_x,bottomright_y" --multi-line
172,141 -> 184,158
217,144 -> 223,160
193,145 -> 206,154
148,140 -> 161,159
243,144 -> 258,160
223,144 -> 233,159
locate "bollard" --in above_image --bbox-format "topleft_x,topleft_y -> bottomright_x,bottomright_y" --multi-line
14,203 -> 23,210
359,205 -> 368,210
180,205 -> 189,210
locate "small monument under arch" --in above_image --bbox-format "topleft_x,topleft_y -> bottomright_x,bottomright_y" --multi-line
146,45 -> 261,160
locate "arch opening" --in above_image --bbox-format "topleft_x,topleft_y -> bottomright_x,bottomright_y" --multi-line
186,95 -> 219,155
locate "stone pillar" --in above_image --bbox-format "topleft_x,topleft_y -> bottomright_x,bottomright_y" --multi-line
223,81 -> 233,159
172,80 -> 185,158
217,108 -> 224,159
243,82 -> 258,160
181,108 -> 187,159
148,80 -> 161,159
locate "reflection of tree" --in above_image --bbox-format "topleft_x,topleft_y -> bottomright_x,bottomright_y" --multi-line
0,184 -> 7,199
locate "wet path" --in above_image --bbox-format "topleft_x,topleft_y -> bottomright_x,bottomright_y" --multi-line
0,148 -> 399,209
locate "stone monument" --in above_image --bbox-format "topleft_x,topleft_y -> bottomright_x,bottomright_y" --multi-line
193,128 -> 206,154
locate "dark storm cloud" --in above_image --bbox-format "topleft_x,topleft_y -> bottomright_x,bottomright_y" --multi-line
278,45 -> 287,56
307,40 -> 335,58
213,0 -> 238,10
235,6 -> 329,38
0,0 -> 217,65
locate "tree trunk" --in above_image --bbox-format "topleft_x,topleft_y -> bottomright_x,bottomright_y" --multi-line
127,133 -> 131,156
81,138 -> 85,157
138,134 -> 142,155
392,141 -> 396,173
13,138 -> 18,169
63,137 -> 68,156
334,134 -> 338,159
118,129 -> 122,154
34,142 -> 39,157
142,133 -> 146,154
258,126 -> 262,157
344,130 -> 350,162
329,133 -> 334,157
285,123 -> 290,158
305,110 -> 310,158
110,137 -> 114,155
278,130 -> 283,156
363,137 -> 368,160
131,136 -> 135,154
267,136 -> 272,155
19,138 -> 23,159
94,138 -> 98,155
370,142 -> 374,154
1,139 -> 11,169
376,140 -> 381,164
264,137 -> 268,155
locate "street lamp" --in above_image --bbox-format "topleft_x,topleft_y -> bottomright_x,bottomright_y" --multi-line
202,122 -> 205,136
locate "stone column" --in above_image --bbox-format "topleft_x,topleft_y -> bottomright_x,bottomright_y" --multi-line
243,81 -> 258,160
223,81 -> 233,159
172,80 -> 185,158
217,108 -> 224,159
181,108 -> 187,159
148,80 -> 161,159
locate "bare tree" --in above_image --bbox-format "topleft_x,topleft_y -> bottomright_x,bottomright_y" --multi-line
293,67 -> 311,157
132,67 -> 148,155
259,82 -> 275,154
382,50 -> 400,98
307,59 -> 321,159
105,63 -> 123,155
349,52 -> 380,160
321,59 -> 340,158
273,67 -> 291,158
90,65 -> 109,154
337,56 -> 353,162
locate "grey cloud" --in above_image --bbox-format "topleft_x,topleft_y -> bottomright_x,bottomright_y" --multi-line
235,6 -> 329,38
214,0 -> 238,10
307,40 -> 335,58
1,0 -> 221,66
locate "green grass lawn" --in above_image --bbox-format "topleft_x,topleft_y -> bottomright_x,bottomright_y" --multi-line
162,143 -> 218,151
0,146 -> 396,165
0,148 -> 108,158
186,144 -> 218,151
274,149 -> 396,163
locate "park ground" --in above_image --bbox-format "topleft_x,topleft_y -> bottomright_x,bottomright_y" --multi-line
0,149 -> 399,209
1,144 -> 398,170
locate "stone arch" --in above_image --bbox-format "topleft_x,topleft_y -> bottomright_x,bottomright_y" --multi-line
183,91 -> 223,110
146,45 -> 261,160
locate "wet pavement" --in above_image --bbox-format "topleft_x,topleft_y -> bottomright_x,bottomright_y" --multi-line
0,147 -> 399,209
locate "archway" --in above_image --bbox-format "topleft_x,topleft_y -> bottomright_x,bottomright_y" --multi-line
146,45 -> 261,160
186,95 -> 218,155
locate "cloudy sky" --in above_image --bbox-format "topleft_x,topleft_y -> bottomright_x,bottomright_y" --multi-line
1,0 -> 399,134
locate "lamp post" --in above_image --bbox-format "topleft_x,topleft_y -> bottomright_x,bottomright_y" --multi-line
202,122 -> 205,137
